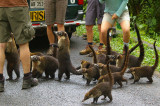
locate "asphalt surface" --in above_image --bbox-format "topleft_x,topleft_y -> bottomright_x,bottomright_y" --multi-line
0,35 -> 160,106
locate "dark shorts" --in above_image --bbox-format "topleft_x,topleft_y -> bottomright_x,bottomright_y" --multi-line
85,0 -> 105,25
0,7 -> 35,44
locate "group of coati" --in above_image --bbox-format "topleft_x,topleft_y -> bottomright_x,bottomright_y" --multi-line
79,24 -> 159,103
5,24 -> 159,104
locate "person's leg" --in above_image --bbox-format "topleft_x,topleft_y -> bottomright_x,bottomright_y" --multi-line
86,25 -> 94,43
120,20 -> 130,44
47,24 -> 55,44
79,25 -> 94,55
57,24 -> 65,31
101,21 -> 112,46
97,24 -> 104,50
80,0 -> 96,55
19,43 -> 38,89
0,43 -> 6,92
19,43 -> 30,74
44,0 -> 56,55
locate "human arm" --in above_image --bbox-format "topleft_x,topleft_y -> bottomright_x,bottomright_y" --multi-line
115,0 -> 128,17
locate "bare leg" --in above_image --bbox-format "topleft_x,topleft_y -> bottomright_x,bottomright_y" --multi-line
57,24 -> 65,31
120,20 -> 130,43
0,43 -> 6,74
19,43 -> 30,74
46,24 -> 55,44
98,24 -> 103,44
86,25 -> 94,43
101,21 -> 112,46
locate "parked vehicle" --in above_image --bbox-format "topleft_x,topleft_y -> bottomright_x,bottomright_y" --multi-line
27,0 -> 85,38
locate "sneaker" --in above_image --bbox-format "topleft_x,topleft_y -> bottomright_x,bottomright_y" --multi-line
22,74 -> 38,89
0,77 -> 4,92
79,45 -> 92,55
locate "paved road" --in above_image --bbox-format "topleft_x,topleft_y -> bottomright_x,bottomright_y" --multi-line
0,35 -> 160,106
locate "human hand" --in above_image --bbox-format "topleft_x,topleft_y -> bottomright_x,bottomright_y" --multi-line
112,14 -> 118,20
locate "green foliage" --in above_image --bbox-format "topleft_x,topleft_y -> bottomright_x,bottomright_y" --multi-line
128,0 -> 160,37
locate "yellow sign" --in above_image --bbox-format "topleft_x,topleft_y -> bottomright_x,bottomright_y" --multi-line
30,10 -> 45,22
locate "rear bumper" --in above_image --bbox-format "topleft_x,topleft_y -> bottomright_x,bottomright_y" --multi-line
32,20 -> 85,29
32,10 -> 85,29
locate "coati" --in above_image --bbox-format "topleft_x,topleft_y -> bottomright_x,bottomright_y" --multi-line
5,35 -> 20,81
128,41 -> 159,84
46,31 -> 59,58
80,65 -> 100,85
31,55 -> 58,79
82,60 -> 114,104
57,31 -> 82,81
98,45 -> 129,88
116,24 -> 144,68
76,45 -> 98,70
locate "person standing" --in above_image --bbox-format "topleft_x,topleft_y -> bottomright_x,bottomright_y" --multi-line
44,0 -> 68,55
79,0 -> 105,55
0,0 -> 38,92
99,0 -> 130,50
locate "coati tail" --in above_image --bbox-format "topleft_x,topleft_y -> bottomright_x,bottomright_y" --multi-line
152,41 -> 159,70
106,27 -> 116,63
135,24 -> 144,63
120,45 -> 129,75
70,65 -> 82,75
106,60 -> 114,86
88,45 -> 97,63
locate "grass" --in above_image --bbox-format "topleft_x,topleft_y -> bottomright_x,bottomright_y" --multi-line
75,25 -> 160,72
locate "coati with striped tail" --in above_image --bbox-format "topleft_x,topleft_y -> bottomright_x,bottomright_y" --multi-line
128,41 -> 159,84
5,35 -> 20,81
82,60 -> 114,104
31,31 -> 59,78
57,31 -> 82,81
98,45 -> 129,88
116,24 -> 144,68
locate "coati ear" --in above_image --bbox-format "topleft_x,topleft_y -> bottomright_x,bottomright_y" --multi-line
81,60 -> 86,64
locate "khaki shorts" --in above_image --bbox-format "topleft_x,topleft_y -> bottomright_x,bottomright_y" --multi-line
0,7 -> 35,44
44,0 -> 67,25
102,10 -> 130,25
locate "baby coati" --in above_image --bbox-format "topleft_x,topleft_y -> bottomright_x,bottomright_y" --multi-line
57,31 -> 82,81
116,24 -> 144,68
31,55 -> 58,79
5,35 -> 20,81
82,60 -> 114,104
128,41 -> 159,84
98,45 -> 129,88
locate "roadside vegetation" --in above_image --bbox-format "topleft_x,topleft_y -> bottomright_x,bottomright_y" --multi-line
75,25 -> 160,72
